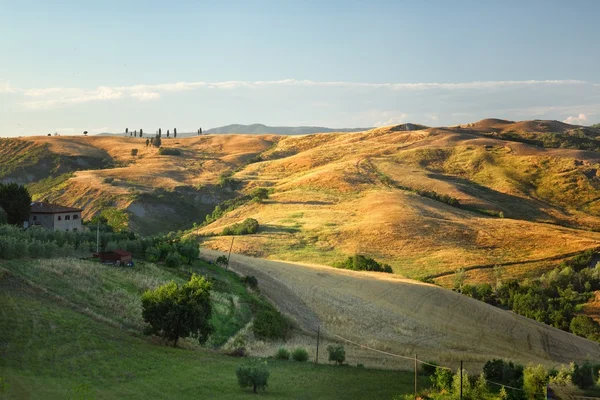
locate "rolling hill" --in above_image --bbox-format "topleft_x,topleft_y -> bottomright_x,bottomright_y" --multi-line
204,123 -> 373,135
3,119 -> 600,281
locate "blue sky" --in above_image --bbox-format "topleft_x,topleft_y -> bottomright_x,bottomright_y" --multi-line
1,0 -> 599,135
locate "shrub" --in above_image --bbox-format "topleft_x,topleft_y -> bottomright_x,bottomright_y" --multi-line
131,149 -> 138,156
291,347 -> 309,362
165,251 -> 182,268
275,347 -> 290,360
141,274 -> 213,346
158,147 -> 181,156
333,254 -> 392,273
326,344 -> 345,365
145,246 -> 160,262
422,361 -> 438,376
523,365 -> 548,400
241,275 -> 258,289
215,255 -> 228,268
236,360 -> 270,393
222,218 -> 259,236
103,177 -> 115,184
572,361 -> 594,389
430,367 -> 453,392
252,309 -> 288,340
250,187 -> 269,201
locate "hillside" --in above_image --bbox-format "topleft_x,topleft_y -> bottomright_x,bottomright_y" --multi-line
4,119 -> 600,280
0,258 -> 418,399
201,249 -> 600,370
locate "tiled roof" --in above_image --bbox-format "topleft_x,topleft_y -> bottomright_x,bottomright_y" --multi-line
112,249 -> 132,257
30,201 -> 83,214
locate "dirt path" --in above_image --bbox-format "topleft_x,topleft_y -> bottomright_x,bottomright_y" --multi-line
200,249 -> 600,369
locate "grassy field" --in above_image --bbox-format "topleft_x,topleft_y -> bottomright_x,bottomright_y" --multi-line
0,259 -> 423,399
200,249 -> 600,372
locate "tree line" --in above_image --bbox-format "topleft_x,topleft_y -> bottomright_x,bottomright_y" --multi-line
124,127 -> 203,138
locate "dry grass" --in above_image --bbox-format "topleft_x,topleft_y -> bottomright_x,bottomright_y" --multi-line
201,248 -> 600,371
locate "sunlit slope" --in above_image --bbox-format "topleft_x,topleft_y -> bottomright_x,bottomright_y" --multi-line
198,125 -> 600,278
1,135 -> 280,235
201,249 -> 600,368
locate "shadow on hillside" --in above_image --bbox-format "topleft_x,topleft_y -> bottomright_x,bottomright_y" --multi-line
260,224 -> 302,234
427,172 -> 561,222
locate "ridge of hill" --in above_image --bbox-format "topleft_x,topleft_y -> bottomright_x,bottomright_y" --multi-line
3,119 -> 600,280
204,123 -> 373,135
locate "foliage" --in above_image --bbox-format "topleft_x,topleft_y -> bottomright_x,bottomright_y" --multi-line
326,344 -> 345,365
0,206 -> 6,224
241,275 -> 258,289
571,361 -> 594,389
459,250 -> 600,340
164,251 -> 182,268
252,308 -> 288,340
250,187 -> 269,201
100,208 -> 129,232
333,254 -> 393,273
275,347 -> 290,360
215,255 -> 228,268
0,183 -> 32,225
483,359 -> 524,389
25,173 -> 73,200
236,360 -> 270,393
222,218 -> 259,236
422,361 -> 438,376
141,274 -> 213,346
430,367 -> 453,392
158,147 -> 181,156
291,347 -> 309,362
523,365 -> 547,400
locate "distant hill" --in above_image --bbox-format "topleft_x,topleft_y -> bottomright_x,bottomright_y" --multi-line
204,123 -> 371,135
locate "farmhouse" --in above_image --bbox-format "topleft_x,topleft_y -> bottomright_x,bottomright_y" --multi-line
29,201 -> 83,232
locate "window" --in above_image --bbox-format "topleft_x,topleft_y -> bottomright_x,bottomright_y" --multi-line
65,215 -> 71,221
65,229 -> 69,232
57,215 -> 62,221
73,228 -> 78,232
73,214 -> 79,220
33,216 -> 37,221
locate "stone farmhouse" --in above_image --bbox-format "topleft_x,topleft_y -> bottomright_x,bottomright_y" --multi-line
29,202 -> 83,232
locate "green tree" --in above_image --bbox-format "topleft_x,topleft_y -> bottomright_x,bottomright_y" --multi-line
252,309 -> 288,340
167,130 -> 170,138
215,255 -> 228,268
141,274 -> 213,346
139,129 -> 143,137
0,183 -> 32,225
236,360 -> 270,393
165,251 -> 181,268
523,365 -> 547,400
326,344 -> 346,365
0,206 -> 7,224
174,128 -> 177,138
570,315 -> 600,340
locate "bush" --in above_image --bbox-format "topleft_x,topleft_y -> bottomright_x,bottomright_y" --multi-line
158,147 -> 181,156
165,251 -> 182,268
145,246 -> 160,262
422,361 -> 438,376
131,149 -> 138,156
523,365 -> 548,400
250,187 -> 269,201
252,309 -> 288,340
333,254 -> 392,273
291,347 -> 309,362
236,360 -> 270,393
326,344 -> 345,365
241,275 -> 258,289
222,218 -> 259,236
430,367 -> 453,392
275,347 -> 290,360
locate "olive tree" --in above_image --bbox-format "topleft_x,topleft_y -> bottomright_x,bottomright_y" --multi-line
141,274 -> 213,347
236,360 -> 270,393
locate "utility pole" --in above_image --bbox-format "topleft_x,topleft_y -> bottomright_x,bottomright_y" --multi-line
315,326 -> 320,364
414,354 -> 418,400
226,236 -> 234,271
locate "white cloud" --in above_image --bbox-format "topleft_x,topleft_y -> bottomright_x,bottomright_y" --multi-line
563,113 -> 588,125
130,91 -> 161,101
370,111 -> 410,126
0,82 -> 16,93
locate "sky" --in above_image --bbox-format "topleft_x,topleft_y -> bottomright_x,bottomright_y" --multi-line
1,0 -> 599,136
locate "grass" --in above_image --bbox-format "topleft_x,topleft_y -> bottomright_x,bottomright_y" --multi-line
0,260 -> 421,399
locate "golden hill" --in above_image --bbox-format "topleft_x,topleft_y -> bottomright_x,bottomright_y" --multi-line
3,120 -> 600,280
